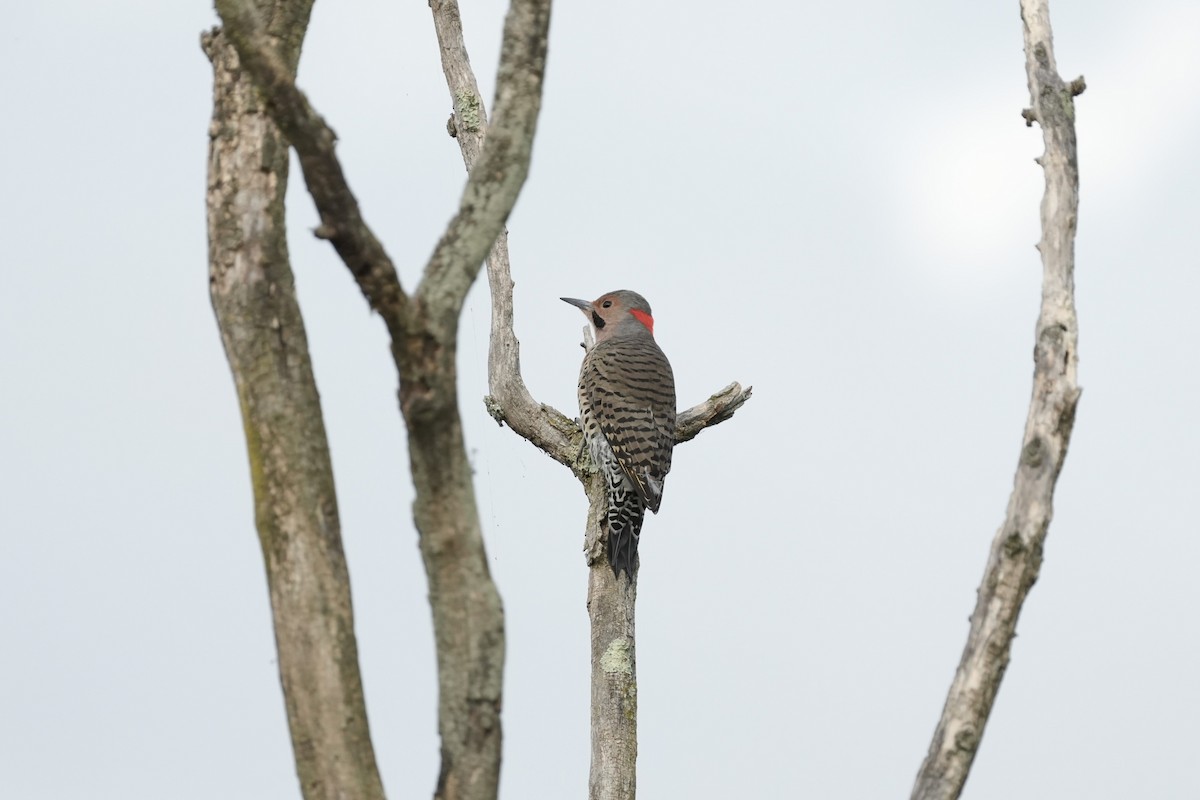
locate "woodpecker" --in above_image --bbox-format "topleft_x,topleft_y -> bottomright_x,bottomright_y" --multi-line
561,290 -> 677,580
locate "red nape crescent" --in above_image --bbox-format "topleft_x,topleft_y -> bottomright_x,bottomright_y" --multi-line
630,308 -> 654,335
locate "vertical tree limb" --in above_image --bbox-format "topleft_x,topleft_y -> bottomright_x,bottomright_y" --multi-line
397,5 -> 551,799
583,503 -> 638,800
910,2 -> 1083,798
201,6 -> 387,799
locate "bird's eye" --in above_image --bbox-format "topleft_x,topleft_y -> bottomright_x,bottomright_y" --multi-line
602,300 -> 612,308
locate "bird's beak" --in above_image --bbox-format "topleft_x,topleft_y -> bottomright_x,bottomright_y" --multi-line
560,297 -> 591,312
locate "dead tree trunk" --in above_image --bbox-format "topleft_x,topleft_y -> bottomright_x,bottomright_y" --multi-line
202,5 -> 386,799
911,2 -> 1084,798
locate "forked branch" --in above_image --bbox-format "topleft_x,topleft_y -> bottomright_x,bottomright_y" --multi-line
212,0 -> 407,332
429,5 -> 750,800
215,1 -> 553,799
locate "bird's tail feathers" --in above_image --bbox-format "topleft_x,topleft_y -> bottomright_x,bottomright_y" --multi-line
606,501 -> 645,581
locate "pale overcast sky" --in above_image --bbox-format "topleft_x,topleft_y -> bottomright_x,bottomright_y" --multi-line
2,1 -> 1198,798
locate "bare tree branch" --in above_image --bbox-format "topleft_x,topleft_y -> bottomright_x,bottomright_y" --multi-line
211,0 -> 407,334
676,383 -> 754,444
911,2 -> 1083,798
201,10 -> 386,800
482,233 -> 584,467
429,6 -> 750,799
417,0 -> 549,330
429,0 -> 579,467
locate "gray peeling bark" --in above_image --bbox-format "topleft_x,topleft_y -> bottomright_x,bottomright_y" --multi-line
428,6 -> 751,800
202,8 -> 386,800
910,3 -> 1083,799
212,1 -> 552,798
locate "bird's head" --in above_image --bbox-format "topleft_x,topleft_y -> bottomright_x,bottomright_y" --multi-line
561,290 -> 656,344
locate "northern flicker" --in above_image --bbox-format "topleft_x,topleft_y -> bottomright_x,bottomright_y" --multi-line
562,290 -> 677,580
